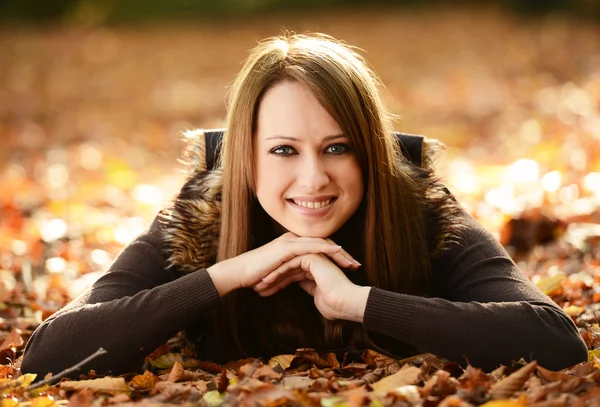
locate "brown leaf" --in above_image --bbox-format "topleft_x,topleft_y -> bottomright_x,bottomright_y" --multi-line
289,349 -> 340,370
363,349 -> 400,373
340,363 -> 370,377
66,389 -> 94,407
217,368 -> 228,393
535,365 -> 571,383
129,370 -> 159,390
0,329 -> 23,351
490,361 -> 537,400
60,377 -> 131,396
267,354 -> 295,371
371,365 -> 422,395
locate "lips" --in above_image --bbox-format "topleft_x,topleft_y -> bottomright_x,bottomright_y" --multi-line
286,197 -> 337,217
290,198 -> 334,209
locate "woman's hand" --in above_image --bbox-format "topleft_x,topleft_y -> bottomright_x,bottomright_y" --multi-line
255,253 -> 371,322
206,233 -> 360,296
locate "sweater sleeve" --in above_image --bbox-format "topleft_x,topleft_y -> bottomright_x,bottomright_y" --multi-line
20,216 -> 221,378
362,208 -> 588,371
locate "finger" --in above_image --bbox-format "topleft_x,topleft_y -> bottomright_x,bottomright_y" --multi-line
277,241 -> 342,265
299,280 -> 317,296
259,272 -> 307,297
325,238 -> 361,268
262,259 -> 303,284
255,269 -> 303,291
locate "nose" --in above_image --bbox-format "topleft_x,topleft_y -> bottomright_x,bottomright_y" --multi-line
297,155 -> 329,191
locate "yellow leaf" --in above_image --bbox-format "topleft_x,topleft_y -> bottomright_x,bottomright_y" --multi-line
148,353 -> 199,369
371,366 -> 421,395
60,377 -> 131,396
565,305 -> 585,317
31,396 -> 56,407
535,273 -> 565,295
267,354 -> 295,371
129,370 -> 159,390
0,397 -> 19,407
202,390 -> 225,407
479,395 -> 527,407
588,350 -> 600,364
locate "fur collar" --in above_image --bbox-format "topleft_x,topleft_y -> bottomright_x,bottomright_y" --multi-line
160,129 -> 461,274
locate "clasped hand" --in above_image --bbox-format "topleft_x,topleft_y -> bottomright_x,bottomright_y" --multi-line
207,233 -> 371,322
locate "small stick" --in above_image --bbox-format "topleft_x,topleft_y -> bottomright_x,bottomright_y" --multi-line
25,348 -> 108,391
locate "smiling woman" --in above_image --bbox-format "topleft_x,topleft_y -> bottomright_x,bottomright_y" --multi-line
21,33 -> 587,378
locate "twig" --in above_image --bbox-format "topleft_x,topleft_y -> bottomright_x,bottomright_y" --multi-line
25,348 -> 108,391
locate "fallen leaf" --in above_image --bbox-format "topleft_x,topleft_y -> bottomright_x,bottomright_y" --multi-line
148,353 -> 200,369
479,395 -> 527,407
535,274 -> 566,295
371,365 -> 421,395
60,377 -> 131,396
268,354 -> 295,371
0,329 -> 23,352
30,396 -> 56,407
281,376 -> 315,390
129,370 -> 159,390
203,390 -> 225,406
490,361 -> 537,400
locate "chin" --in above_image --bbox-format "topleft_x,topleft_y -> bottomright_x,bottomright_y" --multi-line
286,223 -> 340,238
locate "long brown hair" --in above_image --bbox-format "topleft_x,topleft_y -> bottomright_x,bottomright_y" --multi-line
212,33 -> 435,360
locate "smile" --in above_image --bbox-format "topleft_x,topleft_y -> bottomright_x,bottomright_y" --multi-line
291,198 -> 333,209
286,197 -> 337,218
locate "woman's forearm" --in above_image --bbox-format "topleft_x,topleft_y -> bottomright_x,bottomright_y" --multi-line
21,269 -> 220,378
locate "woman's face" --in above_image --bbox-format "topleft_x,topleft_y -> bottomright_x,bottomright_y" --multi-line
254,80 -> 364,238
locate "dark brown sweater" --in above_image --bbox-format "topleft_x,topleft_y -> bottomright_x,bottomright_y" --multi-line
21,208 -> 587,378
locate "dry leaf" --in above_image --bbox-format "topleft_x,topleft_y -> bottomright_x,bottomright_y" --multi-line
148,353 -> 200,369
371,365 -> 421,394
30,396 -> 56,407
60,377 -> 131,396
490,361 -> 537,400
129,370 -> 159,390
268,355 -> 295,371
480,395 -> 528,407
0,329 -> 23,351
535,274 -> 566,295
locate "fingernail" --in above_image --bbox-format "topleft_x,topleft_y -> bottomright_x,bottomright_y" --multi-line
354,260 -> 362,266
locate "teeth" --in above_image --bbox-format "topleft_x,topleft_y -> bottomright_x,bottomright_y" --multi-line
292,199 -> 332,209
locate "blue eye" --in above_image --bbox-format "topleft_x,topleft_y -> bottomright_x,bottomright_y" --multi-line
270,145 -> 297,156
326,143 -> 351,155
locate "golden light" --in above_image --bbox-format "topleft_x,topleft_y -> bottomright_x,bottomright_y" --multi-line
132,184 -> 164,205
46,257 -> 67,274
39,218 -> 68,242
507,159 -> 539,183
541,171 -> 562,192
583,172 -> 600,196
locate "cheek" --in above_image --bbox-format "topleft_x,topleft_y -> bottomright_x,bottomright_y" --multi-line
255,161 -> 291,206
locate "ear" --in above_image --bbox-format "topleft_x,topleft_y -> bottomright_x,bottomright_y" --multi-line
180,129 -> 207,174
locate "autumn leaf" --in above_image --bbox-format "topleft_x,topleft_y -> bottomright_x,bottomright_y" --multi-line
370,365 -> 422,395
129,370 -> 159,390
0,330 -> 23,352
268,354 -> 295,371
535,274 -> 566,295
60,377 -> 131,396
148,353 -> 201,369
489,361 -> 537,400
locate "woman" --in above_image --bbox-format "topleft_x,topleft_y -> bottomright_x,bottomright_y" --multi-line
21,33 -> 587,378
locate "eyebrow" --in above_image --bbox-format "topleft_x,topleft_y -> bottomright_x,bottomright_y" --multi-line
264,134 -> 347,142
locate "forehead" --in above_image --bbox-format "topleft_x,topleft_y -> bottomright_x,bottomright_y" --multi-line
255,80 -> 342,141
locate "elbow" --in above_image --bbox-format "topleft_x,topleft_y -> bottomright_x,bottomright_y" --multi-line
536,331 -> 588,371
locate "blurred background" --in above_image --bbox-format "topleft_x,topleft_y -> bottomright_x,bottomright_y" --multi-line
1,0 -> 600,320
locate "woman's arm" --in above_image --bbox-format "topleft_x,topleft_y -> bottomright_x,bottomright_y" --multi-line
20,217 -> 221,378
362,209 -> 587,371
